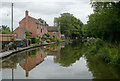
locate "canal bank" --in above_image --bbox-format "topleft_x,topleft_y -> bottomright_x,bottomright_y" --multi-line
0,42 -> 55,59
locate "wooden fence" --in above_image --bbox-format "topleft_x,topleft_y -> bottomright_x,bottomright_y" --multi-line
0,34 -> 17,41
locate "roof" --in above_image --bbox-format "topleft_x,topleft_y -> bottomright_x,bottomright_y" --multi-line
20,27 -> 32,33
29,16 -> 42,24
47,26 -> 59,32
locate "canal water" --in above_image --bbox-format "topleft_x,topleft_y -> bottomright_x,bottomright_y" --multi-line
1,40 -> 120,79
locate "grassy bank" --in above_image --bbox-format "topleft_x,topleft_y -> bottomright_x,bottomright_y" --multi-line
84,37 -> 120,67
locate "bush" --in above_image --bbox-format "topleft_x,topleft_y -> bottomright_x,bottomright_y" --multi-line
45,33 -> 50,37
40,40 -> 43,43
30,37 -> 37,44
85,37 -> 104,47
46,39 -> 51,43
25,31 -> 30,36
85,38 -> 104,55
26,36 -> 31,41
97,48 -> 111,63
111,54 -> 120,66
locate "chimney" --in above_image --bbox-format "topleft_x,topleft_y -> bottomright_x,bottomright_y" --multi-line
25,10 -> 28,17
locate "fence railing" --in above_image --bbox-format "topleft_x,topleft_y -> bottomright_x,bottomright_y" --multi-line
0,34 -> 17,41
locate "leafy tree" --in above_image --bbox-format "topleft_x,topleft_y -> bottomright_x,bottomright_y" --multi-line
54,13 -> 83,38
87,1 -> 120,42
1,25 -> 12,34
38,18 -> 49,26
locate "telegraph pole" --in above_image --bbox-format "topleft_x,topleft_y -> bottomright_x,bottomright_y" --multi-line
11,3 -> 13,33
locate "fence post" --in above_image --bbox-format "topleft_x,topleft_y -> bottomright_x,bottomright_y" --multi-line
27,39 -> 29,47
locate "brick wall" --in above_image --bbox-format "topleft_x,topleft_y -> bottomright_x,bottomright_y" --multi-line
19,16 -> 37,37
13,27 -> 25,34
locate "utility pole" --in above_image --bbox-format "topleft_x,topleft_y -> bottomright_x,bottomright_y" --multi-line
11,3 -> 13,33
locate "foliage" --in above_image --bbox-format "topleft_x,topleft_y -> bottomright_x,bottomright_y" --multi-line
39,40 -> 43,43
38,18 -> 49,26
54,40 -> 83,67
54,13 -> 83,38
46,39 -> 51,43
26,36 -> 31,41
25,31 -> 30,36
84,37 -> 120,66
1,25 -> 12,34
85,37 -> 104,48
86,2 -> 120,42
44,33 -> 50,37
111,54 -> 120,66
30,37 -> 37,44
82,24 -> 89,37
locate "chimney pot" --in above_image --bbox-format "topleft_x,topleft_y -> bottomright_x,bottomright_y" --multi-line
26,10 -> 28,17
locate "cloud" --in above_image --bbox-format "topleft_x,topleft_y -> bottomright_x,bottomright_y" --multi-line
0,1 -> 93,30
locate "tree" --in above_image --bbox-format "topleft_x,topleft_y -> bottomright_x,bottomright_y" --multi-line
38,18 -> 49,26
1,25 -> 12,34
54,13 -> 83,38
87,1 -> 120,42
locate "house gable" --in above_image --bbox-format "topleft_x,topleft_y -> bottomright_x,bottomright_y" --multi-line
13,27 -> 25,34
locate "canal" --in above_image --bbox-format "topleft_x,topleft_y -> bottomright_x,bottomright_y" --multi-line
1,40 -> 120,79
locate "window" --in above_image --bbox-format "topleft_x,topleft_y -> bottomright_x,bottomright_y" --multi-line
53,32 -> 56,34
37,25 -> 39,29
41,29 -> 42,33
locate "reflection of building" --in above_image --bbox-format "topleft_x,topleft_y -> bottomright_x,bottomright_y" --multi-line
47,44 -> 62,60
2,62 -> 17,69
19,49 -> 47,77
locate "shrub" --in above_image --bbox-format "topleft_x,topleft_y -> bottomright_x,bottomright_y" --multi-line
25,31 -> 30,36
45,33 -> 50,37
111,54 -> 120,66
85,38 -> 104,55
30,37 -> 37,44
97,48 -> 111,63
40,40 -> 43,43
85,37 -> 104,47
26,36 -> 31,41
46,39 -> 51,43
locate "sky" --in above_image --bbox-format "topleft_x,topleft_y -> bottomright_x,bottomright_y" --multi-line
0,0 -> 94,30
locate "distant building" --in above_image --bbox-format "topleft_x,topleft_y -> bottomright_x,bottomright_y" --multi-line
13,10 -> 61,38
47,25 -> 61,37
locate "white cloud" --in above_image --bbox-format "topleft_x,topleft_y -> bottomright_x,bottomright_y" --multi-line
0,0 -> 94,30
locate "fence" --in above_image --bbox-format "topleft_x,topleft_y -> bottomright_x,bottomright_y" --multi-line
0,34 -> 17,41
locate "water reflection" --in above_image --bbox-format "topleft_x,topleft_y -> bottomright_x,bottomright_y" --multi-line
2,43 -> 70,79
2,41 -> 120,79
19,49 -> 47,77
54,41 -> 83,67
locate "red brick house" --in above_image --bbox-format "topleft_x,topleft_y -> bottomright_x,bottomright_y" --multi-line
47,24 -> 61,38
13,10 -> 47,37
13,10 -> 61,38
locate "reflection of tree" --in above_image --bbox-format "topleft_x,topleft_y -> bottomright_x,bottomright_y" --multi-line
85,53 -> 120,79
81,41 -> 120,79
54,40 -> 83,67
